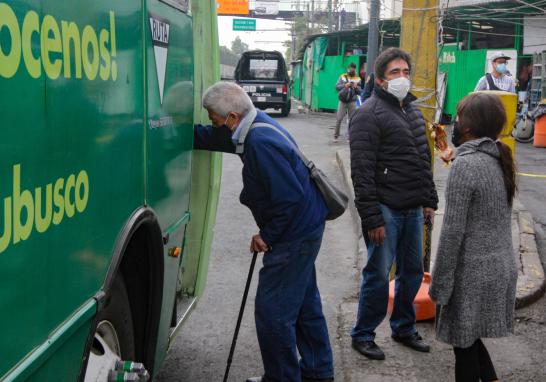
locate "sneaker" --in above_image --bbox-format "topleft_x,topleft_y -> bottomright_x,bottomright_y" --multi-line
302,377 -> 334,382
351,339 -> 385,360
392,332 -> 430,353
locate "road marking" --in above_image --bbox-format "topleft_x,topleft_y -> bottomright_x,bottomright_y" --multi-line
517,172 -> 546,179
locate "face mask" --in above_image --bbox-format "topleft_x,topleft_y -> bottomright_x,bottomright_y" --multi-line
386,77 -> 411,101
451,120 -> 463,147
496,63 -> 507,74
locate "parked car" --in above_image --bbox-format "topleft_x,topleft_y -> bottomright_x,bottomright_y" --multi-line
235,50 -> 292,117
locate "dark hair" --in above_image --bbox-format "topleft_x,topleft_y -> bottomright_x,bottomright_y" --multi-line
348,62 -> 357,69
374,47 -> 412,79
456,93 -> 516,205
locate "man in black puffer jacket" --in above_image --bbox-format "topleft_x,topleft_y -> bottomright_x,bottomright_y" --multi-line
348,48 -> 438,361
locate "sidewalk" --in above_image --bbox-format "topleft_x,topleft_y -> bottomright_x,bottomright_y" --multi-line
333,147 -> 546,381
336,147 -> 546,309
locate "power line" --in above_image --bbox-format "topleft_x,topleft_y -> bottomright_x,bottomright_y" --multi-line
513,0 -> 546,13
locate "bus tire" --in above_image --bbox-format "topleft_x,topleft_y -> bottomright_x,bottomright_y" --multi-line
99,275 -> 136,359
84,275 -> 135,380
96,275 -> 136,360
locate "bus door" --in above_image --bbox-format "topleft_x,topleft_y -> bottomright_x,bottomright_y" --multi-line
144,0 -> 193,368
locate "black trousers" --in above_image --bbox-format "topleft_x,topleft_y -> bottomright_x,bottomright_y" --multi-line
453,339 -> 498,382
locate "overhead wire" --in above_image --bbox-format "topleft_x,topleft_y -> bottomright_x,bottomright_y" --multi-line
513,0 -> 546,13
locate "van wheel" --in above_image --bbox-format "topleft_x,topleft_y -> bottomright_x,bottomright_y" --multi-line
281,101 -> 291,117
84,276 -> 135,381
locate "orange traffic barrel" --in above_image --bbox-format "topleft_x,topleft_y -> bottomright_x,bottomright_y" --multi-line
534,115 -> 546,148
387,272 -> 436,321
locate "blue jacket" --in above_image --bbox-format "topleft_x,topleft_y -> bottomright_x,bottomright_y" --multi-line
194,110 -> 328,245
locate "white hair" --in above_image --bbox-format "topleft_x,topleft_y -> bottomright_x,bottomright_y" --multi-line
202,81 -> 254,118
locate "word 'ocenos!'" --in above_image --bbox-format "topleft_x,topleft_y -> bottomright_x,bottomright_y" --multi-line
0,165 -> 90,254
0,3 -> 117,81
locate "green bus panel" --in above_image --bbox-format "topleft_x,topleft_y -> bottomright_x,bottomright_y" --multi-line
182,0 -> 222,300
144,0 -> 194,371
0,0 -> 144,377
1,0 -> 223,379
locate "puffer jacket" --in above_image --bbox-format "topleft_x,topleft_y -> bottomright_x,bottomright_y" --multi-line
349,86 -> 438,231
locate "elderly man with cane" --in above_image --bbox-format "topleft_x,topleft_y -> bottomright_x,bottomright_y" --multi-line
193,82 -> 334,382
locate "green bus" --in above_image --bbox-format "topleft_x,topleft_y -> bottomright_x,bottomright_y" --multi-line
0,1 -> 222,380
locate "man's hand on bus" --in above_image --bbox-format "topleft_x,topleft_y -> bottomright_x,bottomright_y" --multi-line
251,234 -> 269,253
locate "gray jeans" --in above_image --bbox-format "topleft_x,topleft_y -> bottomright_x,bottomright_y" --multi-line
335,101 -> 357,138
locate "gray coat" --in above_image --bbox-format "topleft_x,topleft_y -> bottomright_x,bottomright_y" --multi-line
429,137 -> 517,348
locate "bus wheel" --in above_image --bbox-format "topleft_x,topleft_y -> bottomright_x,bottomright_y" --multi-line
84,276 -> 135,381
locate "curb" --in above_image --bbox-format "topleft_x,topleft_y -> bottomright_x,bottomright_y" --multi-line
336,149 -> 366,264
336,148 -> 546,310
514,200 -> 546,309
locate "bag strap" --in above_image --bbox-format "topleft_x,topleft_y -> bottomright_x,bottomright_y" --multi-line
485,73 -> 500,91
235,108 -> 257,154
250,122 -> 314,169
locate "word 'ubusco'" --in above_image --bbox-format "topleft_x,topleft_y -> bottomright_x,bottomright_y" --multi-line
0,165 -> 90,254
0,3 -> 117,81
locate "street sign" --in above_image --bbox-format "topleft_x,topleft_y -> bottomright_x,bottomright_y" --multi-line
218,0 -> 249,15
233,18 -> 256,31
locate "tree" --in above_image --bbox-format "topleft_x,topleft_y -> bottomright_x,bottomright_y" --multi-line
231,37 -> 249,55
284,15 -> 327,63
219,45 -> 239,66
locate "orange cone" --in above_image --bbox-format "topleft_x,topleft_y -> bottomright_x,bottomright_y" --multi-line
387,272 -> 436,321
534,115 -> 546,148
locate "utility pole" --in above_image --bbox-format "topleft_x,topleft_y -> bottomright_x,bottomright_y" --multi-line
333,0 -> 338,31
400,0 -> 438,271
291,20 -> 296,62
365,0 -> 380,75
327,0 -> 333,32
311,0 -> 315,32
306,3 -> 310,32
400,0 -> 438,154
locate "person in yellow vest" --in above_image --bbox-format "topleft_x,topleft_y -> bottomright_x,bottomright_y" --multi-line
334,63 -> 361,142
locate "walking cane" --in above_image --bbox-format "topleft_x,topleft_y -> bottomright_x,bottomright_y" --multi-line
423,217 -> 433,272
222,251 -> 259,382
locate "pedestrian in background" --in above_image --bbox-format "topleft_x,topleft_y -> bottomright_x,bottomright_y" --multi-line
194,82 -> 334,382
349,47 -> 438,360
474,51 -> 516,93
429,92 -> 518,382
334,62 -> 361,142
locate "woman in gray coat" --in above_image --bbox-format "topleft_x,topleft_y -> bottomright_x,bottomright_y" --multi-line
429,93 -> 518,382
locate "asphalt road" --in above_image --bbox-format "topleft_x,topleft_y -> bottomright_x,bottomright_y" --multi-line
155,110 -> 546,382
516,141 -> 546,229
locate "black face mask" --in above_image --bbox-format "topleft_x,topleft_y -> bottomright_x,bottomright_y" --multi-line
452,120 -> 463,147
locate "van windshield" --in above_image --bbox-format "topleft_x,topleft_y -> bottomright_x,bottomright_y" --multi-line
239,57 -> 283,81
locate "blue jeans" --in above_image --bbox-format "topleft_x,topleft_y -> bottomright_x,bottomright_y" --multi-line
351,204 -> 424,342
255,225 -> 334,382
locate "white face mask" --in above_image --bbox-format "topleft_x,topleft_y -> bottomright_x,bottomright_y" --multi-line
386,77 -> 411,101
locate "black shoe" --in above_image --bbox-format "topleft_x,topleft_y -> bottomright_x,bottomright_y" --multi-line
351,340 -> 385,360
391,332 -> 430,353
302,377 -> 334,382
